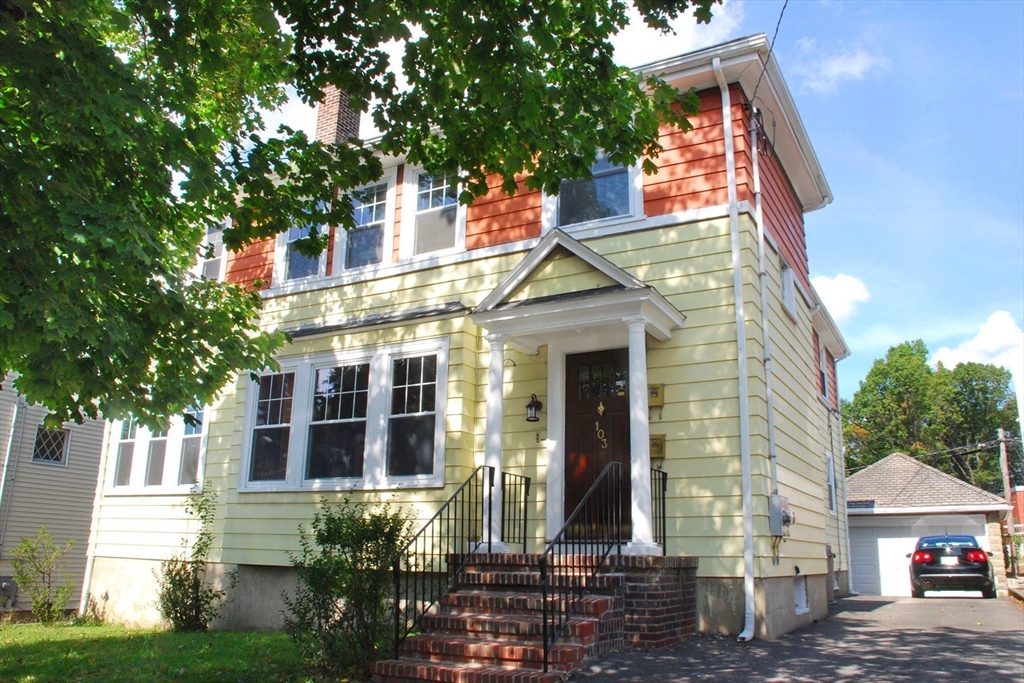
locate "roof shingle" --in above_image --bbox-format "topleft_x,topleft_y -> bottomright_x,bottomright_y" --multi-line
846,452 -> 1009,510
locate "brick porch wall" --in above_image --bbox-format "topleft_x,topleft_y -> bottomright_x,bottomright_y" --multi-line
608,555 -> 699,648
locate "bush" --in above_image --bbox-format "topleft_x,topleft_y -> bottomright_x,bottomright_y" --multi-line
9,526 -> 75,625
283,498 -> 412,678
155,483 -> 231,631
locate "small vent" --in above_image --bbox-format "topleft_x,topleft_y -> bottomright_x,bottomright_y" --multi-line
32,427 -> 69,464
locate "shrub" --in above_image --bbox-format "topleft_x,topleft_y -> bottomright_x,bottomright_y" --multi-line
283,498 -> 412,677
9,526 -> 75,625
155,483 -> 231,631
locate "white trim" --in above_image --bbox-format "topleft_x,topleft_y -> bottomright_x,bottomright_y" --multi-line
332,168 -> 398,273
104,412 -> 211,496
262,202 -> 750,299
540,160 -> 645,234
29,426 -> 71,468
237,337 -> 450,493
848,504 -> 1011,516
399,166 -> 467,261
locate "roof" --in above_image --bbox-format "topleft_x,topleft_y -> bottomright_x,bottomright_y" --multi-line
847,452 -> 1011,515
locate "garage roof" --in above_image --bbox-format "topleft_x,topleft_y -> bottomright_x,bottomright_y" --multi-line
847,452 -> 1011,514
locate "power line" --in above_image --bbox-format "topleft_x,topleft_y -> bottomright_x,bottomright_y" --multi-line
751,0 -> 789,104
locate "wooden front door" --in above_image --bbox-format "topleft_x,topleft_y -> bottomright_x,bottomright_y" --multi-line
564,348 -> 631,528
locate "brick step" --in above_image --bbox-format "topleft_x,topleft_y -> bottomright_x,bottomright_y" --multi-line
397,634 -> 584,672
371,659 -> 566,683
458,553 -> 617,573
442,590 -> 617,617
457,570 -> 623,592
419,612 -> 599,642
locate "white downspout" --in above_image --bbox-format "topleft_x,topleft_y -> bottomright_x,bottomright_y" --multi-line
713,57 -> 756,642
749,110 -> 779,496
838,409 -> 856,594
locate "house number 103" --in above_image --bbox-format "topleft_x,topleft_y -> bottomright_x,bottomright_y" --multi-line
594,421 -> 608,450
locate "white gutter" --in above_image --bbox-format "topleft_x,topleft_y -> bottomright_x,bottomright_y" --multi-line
749,109 -> 778,497
713,57 -> 756,643
0,395 -> 28,561
848,504 -> 1012,515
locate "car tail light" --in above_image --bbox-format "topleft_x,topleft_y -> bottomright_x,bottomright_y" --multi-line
966,550 -> 987,563
912,551 -> 933,563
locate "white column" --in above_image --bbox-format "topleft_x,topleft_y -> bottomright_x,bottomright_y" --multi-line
484,333 -> 510,553
625,319 -> 659,555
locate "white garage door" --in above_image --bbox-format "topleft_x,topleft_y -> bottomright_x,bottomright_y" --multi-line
849,514 -> 988,596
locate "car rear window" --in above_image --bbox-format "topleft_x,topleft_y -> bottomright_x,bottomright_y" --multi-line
918,536 -> 978,549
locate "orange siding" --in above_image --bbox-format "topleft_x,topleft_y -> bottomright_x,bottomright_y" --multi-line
392,164 -> 404,263
466,173 -> 543,249
760,137 -> 809,292
643,86 -> 752,216
225,238 -> 274,290
326,225 -> 336,276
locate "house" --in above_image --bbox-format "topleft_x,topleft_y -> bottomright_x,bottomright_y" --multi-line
0,374 -> 105,614
83,34 -> 851,650
846,452 -> 1012,597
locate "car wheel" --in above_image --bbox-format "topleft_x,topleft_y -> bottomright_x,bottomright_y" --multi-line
983,588 -> 997,599
911,587 -> 925,599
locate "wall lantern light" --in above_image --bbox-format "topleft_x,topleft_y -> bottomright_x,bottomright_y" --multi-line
525,394 -> 543,422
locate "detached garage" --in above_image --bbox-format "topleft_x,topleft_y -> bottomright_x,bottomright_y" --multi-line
846,453 -> 1011,597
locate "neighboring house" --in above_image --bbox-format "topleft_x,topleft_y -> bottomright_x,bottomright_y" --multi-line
1010,485 -> 1023,535
85,34 -> 851,643
0,374 -> 105,613
846,452 -> 1012,597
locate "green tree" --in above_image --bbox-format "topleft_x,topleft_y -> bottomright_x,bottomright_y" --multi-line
843,340 -> 1019,494
1,0 -> 717,427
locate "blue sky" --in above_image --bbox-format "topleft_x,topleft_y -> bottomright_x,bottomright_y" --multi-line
265,1 -> 1024,417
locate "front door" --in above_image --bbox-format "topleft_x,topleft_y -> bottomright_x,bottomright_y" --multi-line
564,348 -> 631,529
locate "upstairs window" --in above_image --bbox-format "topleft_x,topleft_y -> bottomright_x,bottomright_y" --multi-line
346,182 -> 388,269
32,427 -> 69,466
198,222 -> 225,281
819,346 -> 829,401
414,171 -> 458,255
781,262 -> 797,320
558,151 -> 630,227
284,225 -> 324,281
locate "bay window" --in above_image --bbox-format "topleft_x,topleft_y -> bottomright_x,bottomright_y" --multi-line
108,413 -> 208,493
242,339 -> 449,491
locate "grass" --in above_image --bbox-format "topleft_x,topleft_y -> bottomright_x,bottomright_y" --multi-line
0,622 -> 326,683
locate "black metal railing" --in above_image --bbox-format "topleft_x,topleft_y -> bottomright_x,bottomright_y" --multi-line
392,465 -> 492,656
651,467 -> 668,555
391,465 -> 531,657
502,471 -> 531,550
538,461 -> 624,672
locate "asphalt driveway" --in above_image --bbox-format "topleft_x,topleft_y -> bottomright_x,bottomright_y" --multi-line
572,595 -> 1024,682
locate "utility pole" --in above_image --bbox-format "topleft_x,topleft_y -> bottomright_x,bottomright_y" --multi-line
998,428 -> 1017,575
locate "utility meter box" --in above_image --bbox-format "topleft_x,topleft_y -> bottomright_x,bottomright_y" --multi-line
647,384 -> 665,407
769,494 -> 794,537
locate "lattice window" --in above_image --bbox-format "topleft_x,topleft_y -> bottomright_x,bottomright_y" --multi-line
32,427 -> 69,465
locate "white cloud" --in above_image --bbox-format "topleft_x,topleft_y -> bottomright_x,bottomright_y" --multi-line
611,0 -> 744,68
811,273 -> 871,323
792,38 -> 888,93
931,311 -> 1024,434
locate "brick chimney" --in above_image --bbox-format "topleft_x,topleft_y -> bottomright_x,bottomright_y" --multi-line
315,86 -> 360,143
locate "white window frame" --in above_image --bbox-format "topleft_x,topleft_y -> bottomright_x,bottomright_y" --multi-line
30,426 -> 71,467
781,260 -> 797,321
819,345 -> 830,401
274,222 -> 329,286
333,169 -> 398,273
239,337 -> 450,492
826,451 -> 837,514
106,413 -> 210,494
399,166 -> 467,261
540,155 -> 644,233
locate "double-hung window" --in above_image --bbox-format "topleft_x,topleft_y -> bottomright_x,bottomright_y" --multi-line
826,452 -> 837,514
108,413 -> 208,492
543,150 -> 640,231
198,222 -> 225,281
249,372 -> 295,481
345,183 -> 389,269
413,170 -> 458,255
242,339 -> 449,491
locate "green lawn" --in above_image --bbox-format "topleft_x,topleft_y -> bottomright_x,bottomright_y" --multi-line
0,623 -> 325,683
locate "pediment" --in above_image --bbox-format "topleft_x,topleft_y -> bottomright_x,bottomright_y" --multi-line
475,229 -> 646,313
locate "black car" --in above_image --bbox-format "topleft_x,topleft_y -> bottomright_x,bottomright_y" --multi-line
907,535 -> 996,599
